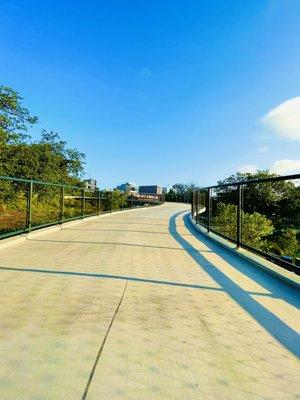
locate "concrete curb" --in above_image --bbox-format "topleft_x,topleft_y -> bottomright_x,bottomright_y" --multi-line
189,214 -> 300,290
0,204 -> 166,250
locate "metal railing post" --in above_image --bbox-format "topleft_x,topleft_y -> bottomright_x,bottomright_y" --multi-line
26,180 -> 33,232
98,190 -> 101,215
237,184 -> 242,248
191,191 -> 194,218
207,188 -> 212,233
60,185 -> 65,224
196,191 -> 199,223
82,188 -> 85,218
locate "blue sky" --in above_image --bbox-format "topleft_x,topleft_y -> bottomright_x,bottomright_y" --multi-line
1,0 -> 300,188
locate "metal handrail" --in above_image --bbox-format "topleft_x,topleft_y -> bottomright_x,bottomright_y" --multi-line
203,173 -> 300,190
0,175 -> 85,191
191,173 -> 300,274
0,176 -> 164,240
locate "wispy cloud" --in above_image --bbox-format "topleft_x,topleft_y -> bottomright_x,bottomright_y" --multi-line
270,159 -> 300,175
237,164 -> 257,174
257,145 -> 269,153
262,97 -> 300,141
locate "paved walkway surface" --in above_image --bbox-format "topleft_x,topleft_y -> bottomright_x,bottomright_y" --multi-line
0,203 -> 299,400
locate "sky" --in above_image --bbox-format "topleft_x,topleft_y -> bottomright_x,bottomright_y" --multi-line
1,0 -> 300,188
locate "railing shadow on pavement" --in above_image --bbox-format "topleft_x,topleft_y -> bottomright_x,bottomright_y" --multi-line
0,175 -> 165,240
169,211 -> 300,358
63,228 -> 193,236
0,265 -> 224,293
28,237 -> 213,252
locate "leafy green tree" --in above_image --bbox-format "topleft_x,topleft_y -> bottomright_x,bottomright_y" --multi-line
38,130 -> 85,180
212,203 -> 274,246
216,171 -> 299,230
262,229 -> 299,258
0,85 -> 85,183
212,202 -> 298,258
0,86 -> 38,144
166,182 -> 199,202
0,84 -> 87,232
0,131 -> 85,184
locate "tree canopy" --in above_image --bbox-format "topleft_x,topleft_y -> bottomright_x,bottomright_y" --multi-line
0,85 -> 38,144
0,85 -> 85,184
215,171 -> 300,229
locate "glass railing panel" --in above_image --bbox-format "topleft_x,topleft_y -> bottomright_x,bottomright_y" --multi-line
84,189 -> 98,216
196,189 -> 209,227
64,187 -> 83,220
0,178 -> 27,236
241,179 -> 300,265
211,185 -> 238,241
31,183 -> 61,227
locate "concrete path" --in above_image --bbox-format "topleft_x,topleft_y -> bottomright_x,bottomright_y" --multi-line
0,203 -> 299,400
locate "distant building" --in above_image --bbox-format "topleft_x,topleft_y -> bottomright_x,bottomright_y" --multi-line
84,179 -> 97,190
116,182 -> 138,193
139,185 -> 162,195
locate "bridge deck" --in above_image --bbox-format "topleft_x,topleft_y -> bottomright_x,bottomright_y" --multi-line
0,203 -> 299,399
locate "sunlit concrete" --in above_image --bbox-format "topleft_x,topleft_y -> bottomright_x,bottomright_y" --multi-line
0,203 -> 299,399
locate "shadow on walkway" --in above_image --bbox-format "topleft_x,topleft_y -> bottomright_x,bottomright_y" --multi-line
29,238 -> 211,253
64,228 -> 192,236
87,221 -> 170,226
169,211 -> 300,357
0,265 -> 222,292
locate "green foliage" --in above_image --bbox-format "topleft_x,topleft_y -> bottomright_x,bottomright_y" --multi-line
262,229 -> 299,257
212,202 -> 299,258
0,84 -> 89,235
212,171 -> 300,259
0,85 -> 86,184
212,203 -> 274,246
0,130 -> 85,183
212,203 -> 237,239
38,130 -> 85,179
216,171 -> 299,230
241,212 -> 274,249
166,182 -> 199,201
0,85 -> 38,144
112,190 -> 128,209
101,190 -> 128,212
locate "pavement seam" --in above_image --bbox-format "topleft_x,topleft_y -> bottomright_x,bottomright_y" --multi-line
81,281 -> 128,400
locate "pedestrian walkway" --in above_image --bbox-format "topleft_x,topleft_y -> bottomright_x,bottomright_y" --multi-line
0,203 -> 299,399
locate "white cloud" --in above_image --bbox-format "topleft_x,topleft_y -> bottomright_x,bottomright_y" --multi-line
237,164 -> 257,174
270,159 -> 300,175
262,97 -> 300,141
257,145 -> 269,153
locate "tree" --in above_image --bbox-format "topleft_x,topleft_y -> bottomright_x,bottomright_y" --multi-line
212,202 -> 299,258
165,182 -> 200,202
0,84 -> 86,184
212,203 -> 274,247
0,130 -> 85,184
263,229 -> 299,258
38,130 -> 85,180
0,86 -> 38,144
215,171 -> 299,229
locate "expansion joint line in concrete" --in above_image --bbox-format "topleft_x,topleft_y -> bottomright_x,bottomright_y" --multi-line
81,281 -> 128,400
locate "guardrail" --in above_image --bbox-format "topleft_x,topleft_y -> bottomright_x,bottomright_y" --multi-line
191,174 -> 300,274
165,193 -> 191,203
0,176 -> 164,240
